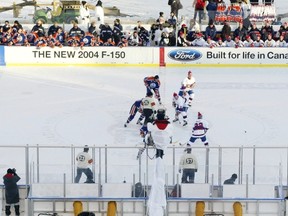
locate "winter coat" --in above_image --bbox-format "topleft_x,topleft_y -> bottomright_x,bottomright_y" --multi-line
3,173 -> 20,204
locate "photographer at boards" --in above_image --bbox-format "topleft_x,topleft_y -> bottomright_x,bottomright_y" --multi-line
3,168 -> 21,216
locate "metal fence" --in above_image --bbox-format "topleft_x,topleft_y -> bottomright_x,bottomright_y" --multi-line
0,145 -> 287,188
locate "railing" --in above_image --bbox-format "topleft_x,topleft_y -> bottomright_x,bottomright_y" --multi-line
1,145 -> 288,190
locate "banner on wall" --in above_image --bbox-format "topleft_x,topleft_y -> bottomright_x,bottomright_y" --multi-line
165,47 -> 288,66
0,46 -> 5,66
3,46 -> 288,67
4,47 -> 158,66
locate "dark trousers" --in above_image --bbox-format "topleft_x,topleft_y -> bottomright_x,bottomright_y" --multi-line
75,168 -> 94,183
181,169 -> 196,183
5,204 -> 20,216
143,109 -> 154,125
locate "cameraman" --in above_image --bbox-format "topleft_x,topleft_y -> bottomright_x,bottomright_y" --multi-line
3,168 -> 21,216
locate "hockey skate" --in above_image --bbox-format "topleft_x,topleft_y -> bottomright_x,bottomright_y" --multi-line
183,120 -> 188,126
173,118 -> 179,122
136,120 -> 143,125
124,123 -> 127,127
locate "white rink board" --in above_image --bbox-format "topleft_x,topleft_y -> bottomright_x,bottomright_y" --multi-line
164,47 -> 288,65
4,47 -> 158,66
3,47 -> 288,67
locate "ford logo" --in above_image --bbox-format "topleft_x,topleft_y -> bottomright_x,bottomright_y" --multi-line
168,49 -> 202,61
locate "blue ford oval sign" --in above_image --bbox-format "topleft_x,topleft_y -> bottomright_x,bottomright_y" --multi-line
168,49 -> 202,61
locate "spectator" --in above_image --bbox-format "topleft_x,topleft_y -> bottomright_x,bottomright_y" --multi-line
48,21 -> 62,36
132,182 -> 147,197
75,145 -> 95,183
260,20 -> 274,41
68,21 -> 84,37
11,28 -> 29,46
206,0 -> 217,23
139,26 -> 150,46
216,37 -> 226,47
128,31 -> 141,46
167,12 -> 178,28
272,17 -> 282,25
31,20 -> 45,37
156,12 -> 166,25
205,19 -> 217,40
154,24 -> 164,46
100,23 -> 113,43
178,23 -> 188,37
193,0 -> 206,24
168,31 -> 177,46
3,20 -> 10,32
221,21 -> 232,41
112,19 -> 123,45
277,22 -> 288,42
95,0 -> 104,25
264,33 -> 276,47
3,168 -> 21,216
169,0 -> 183,18
150,24 -> 158,46
159,32 -> 170,46
223,173 -> 237,184
80,1 -> 90,27
233,21 -> 247,41
276,34 -> 287,47
205,36 -> 217,47
179,145 -> 198,183
243,35 -> 254,47
191,32 -> 206,46
248,22 -> 261,41
234,36 -> 244,47
12,20 -> 23,33
189,18 -> 200,32
177,32 -> 191,46
88,21 -> 98,37
170,184 -> 181,197
253,34 -> 264,47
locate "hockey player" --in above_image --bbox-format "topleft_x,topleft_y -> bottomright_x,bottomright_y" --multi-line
124,99 -> 144,127
179,70 -> 196,107
144,109 -> 172,216
144,75 -> 161,104
172,92 -> 189,126
188,112 -> 209,146
140,92 -> 156,137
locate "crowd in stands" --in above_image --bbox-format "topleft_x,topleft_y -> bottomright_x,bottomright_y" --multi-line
0,4 -> 286,48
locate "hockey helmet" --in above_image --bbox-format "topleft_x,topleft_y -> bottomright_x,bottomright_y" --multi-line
198,112 -> 202,119
83,145 -> 89,152
146,92 -> 153,97
157,108 -> 166,120
154,75 -> 159,80
173,92 -> 178,98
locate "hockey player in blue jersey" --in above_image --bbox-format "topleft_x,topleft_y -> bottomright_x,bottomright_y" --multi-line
144,75 -> 161,104
124,99 -> 145,127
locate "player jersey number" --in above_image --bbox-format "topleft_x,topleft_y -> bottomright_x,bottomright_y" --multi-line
185,158 -> 194,164
193,122 -> 204,130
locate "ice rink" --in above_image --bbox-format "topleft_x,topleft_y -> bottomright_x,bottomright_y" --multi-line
0,66 -> 288,184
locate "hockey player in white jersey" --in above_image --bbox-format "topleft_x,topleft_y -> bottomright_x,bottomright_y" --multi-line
179,70 -> 196,107
188,112 -> 209,146
172,92 -> 189,126
140,92 -> 156,137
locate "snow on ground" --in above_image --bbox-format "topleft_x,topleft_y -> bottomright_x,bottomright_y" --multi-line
0,66 -> 287,185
